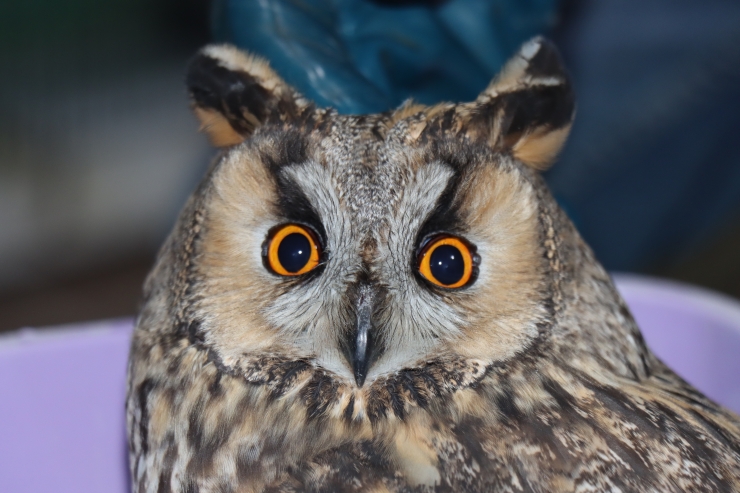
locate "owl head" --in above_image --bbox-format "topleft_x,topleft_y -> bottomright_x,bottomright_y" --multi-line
153,38 -> 579,393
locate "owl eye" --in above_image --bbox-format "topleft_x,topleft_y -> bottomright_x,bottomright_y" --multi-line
417,235 -> 475,288
266,224 -> 321,276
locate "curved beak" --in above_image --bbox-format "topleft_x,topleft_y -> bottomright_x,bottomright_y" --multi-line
349,284 -> 376,387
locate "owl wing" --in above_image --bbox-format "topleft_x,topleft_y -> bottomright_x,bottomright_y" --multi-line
256,358 -> 740,493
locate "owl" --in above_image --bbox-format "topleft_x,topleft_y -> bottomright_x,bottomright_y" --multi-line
126,38 -> 740,492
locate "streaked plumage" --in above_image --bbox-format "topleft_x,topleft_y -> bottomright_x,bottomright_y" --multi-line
127,38 -> 740,492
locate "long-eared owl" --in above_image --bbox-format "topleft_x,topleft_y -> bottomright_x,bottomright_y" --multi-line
126,38 -> 740,492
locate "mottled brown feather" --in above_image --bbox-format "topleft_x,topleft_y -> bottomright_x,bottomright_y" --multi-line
128,37 -> 740,493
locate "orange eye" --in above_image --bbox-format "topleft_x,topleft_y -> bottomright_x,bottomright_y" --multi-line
418,235 -> 475,288
266,224 -> 321,276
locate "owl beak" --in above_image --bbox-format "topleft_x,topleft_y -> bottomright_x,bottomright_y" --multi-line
350,285 -> 376,387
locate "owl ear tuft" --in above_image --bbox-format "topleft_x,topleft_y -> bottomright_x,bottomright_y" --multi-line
186,45 -> 311,147
475,37 -> 575,170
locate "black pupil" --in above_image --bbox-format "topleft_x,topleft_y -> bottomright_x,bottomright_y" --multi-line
277,232 -> 312,273
429,244 -> 465,286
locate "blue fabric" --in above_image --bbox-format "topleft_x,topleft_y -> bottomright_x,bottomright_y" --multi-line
212,0 -> 558,114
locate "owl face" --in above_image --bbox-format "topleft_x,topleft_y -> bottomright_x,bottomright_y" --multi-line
185,40 -> 574,389
128,40 -> 740,493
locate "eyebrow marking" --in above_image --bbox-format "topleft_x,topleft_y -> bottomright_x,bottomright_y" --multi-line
258,133 -> 327,245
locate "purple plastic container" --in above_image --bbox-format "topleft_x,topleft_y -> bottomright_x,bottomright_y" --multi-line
0,319 -> 133,492
1,274 -> 739,492
613,274 -> 740,412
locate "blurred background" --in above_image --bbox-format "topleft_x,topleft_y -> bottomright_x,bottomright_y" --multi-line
1,0 -> 739,332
